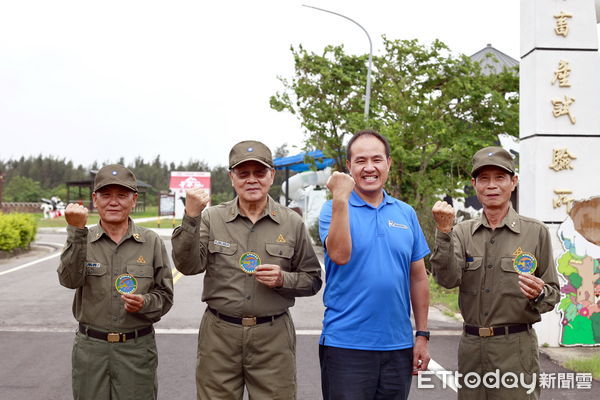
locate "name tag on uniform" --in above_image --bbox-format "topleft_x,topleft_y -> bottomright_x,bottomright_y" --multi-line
388,220 -> 408,229
85,262 -> 102,268
214,240 -> 230,248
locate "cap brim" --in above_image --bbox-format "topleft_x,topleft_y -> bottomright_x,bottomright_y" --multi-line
230,158 -> 273,169
94,182 -> 138,192
471,163 -> 514,177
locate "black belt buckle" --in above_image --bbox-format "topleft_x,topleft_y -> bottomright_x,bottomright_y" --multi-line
242,317 -> 257,327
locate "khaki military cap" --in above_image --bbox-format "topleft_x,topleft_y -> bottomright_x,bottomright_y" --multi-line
94,164 -> 138,192
229,140 -> 274,169
471,146 -> 515,177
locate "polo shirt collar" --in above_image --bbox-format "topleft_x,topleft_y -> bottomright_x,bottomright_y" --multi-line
349,190 -> 393,208
225,196 -> 281,224
472,205 -> 521,235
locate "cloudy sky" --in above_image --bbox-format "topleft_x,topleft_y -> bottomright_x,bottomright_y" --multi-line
1,1 -> 525,168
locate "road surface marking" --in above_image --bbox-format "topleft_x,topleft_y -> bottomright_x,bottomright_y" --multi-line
171,267 -> 184,284
0,252 -> 61,277
0,327 -> 325,335
428,359 -> 458,392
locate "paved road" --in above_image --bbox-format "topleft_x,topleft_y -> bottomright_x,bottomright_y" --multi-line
0,232 -> 596,399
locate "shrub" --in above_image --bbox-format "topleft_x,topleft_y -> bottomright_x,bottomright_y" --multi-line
309,219 -> 322,247
0,213 -> 37,251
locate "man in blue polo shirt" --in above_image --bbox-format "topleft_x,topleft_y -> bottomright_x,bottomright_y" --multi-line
318,129 -> 431,399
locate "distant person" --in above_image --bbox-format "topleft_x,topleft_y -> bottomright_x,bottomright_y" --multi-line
171,140 -> 322,399
58,164 -> 174,400
430,146 -> 560,399
318,130 -> 431,399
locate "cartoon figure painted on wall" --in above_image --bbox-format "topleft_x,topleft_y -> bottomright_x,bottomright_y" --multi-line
557,197 -> 600,345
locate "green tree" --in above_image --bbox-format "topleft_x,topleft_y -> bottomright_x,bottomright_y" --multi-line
210,166 -> 234,205
270,44 -> 370,170
374,38 -> 518,211
3,176 -> 44,202
271,38 -> 519,213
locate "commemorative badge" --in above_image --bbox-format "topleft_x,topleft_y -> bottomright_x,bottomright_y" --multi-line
239,252 -> 261,274
115,273 -> 138,294
512,247 -> 537,274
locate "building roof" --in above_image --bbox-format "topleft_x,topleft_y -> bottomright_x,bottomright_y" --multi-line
470,44 -> 518,75
273,150 -> 335,172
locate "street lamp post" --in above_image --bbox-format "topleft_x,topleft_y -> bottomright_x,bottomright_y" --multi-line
302,4 -> 373,121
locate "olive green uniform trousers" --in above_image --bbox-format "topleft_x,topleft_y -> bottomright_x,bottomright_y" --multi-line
196,309 -> 297,400
458,329 -> 540,400
72,331 -> 158,400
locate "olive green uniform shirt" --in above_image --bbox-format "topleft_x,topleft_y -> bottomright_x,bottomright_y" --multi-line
171,196 -> 322,317
58,220 -> 174,331
430,207 -> 559,327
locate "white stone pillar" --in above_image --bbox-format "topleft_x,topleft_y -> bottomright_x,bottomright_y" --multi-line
520,0 -> 600,347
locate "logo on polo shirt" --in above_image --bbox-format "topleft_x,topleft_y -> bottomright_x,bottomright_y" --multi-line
388,220 -> 408,229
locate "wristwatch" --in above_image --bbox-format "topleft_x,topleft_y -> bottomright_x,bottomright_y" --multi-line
415,330 -> 430,341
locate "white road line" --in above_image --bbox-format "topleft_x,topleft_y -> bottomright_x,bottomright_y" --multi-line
427,359 -> 458,392
0,252 -> 61,277
0,327 -> 325,335
35,241 -> 65,248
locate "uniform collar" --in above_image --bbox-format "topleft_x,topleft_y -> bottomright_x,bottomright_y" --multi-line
349,190 -> 394,208
89,219 -> 145,243
225,196 -> 281,224
472,205 -> 521,235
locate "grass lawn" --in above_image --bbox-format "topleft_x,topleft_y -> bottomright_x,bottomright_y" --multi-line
564,354 -> 600,380
37,206 -> 160,228
428,274 -> 460,317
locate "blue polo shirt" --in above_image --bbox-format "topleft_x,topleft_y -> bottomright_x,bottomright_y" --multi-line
318,190 -> 430,350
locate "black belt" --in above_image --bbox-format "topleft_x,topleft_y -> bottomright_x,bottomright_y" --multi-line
464,323 -> 532,337
208,307 -> 285,327
79,323 -> 153,343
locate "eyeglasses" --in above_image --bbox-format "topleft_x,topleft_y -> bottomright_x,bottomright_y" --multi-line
231,168 -> 271,180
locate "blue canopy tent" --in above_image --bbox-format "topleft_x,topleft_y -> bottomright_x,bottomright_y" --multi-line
273,150 -> 335,205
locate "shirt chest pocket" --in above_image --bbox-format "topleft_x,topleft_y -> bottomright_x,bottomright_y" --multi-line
126,264 -> 154,294
207,242 -> 238,278
86,263 -> 107,277
460,257 -> 483,295
265,243 -> 295,271
208,242 -> 238,259
500,257 -> 523,297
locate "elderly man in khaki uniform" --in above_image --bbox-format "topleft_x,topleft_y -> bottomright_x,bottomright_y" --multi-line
430,147 -> 559,399
171,140 -> 322,400
58,164 -> 174,400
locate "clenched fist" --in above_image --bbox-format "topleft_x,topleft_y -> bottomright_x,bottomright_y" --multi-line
326,172 -> 355,201
185,188 -> 210,217
65,203 -> 89,229
432,201 -> 455,233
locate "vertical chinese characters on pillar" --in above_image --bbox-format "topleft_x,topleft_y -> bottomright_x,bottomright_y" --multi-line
550,11 -> 577,124
551,96 -> 577,124
552,190 -> 575,211
554,11 -> 572,37
551,60 -> 572,87
549,148 -> 577,171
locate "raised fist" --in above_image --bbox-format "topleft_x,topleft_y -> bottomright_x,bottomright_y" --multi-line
326,172 -> 355,201
65,203 -> 88,229
432,200 -> 456,234
185,188 -> 210,217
